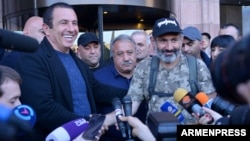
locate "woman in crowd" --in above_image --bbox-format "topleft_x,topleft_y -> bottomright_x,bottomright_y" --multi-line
199,33 -> 250,125
210,34 -> 235,63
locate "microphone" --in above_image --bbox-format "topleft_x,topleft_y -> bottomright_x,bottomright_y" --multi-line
0,104 -> 36,132
12,104 -> 36,129
211,95 -> 236,116
122,96 -> 133,140
46,118 -> 89,141
195,92 -> 236,116
0,29 -> 39,52
160,102 -> 185,124
173,88 -> 205,116
195,92 -> 213,108
112,97 -> 127,139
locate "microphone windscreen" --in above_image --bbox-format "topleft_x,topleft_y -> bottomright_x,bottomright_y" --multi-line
13,105 -> 36,128
0,29 -> 39,52
160,102 -> 185,123
195,92 -> 209,105
122,95 -> 132,116
161,102 -> 179,114
122,95 -> 132,104
0,104 -> 12,121
173,88 -> 188,102
46,118 -> 88,141
112,97 -> 122,111
0,104 -> 35,134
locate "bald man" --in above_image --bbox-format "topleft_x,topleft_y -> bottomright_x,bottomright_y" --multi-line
0,16 -> 44,69
23,16 -> 44,43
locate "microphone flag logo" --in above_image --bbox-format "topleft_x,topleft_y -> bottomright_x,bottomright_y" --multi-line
20,108 -> 29,115
13,104 -> 36,127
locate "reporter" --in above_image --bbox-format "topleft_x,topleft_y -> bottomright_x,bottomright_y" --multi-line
229,105 -> 250,124
119,116 -> 156,141
210,35 -> 250,106
199,105 -> 250,125
0,65 -> 22,109
199,33 -> 250,125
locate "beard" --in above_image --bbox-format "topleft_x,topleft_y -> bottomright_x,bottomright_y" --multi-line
156,48 -> 181,63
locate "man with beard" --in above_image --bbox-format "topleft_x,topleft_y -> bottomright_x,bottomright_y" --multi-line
116,17 -> 217,125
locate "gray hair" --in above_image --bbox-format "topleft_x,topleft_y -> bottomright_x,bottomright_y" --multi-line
110,34 -> 137,58
130,30 -> 151,46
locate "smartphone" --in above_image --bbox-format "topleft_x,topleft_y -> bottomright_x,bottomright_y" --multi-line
82,114 -> 106,140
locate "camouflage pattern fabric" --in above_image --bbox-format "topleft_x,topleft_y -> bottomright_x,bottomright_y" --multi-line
127,53 -> 215,124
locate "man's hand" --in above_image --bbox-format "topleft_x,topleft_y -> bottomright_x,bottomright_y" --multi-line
119,116 -> 156,141
104,112 -> 116,126
198,107 -> 223,125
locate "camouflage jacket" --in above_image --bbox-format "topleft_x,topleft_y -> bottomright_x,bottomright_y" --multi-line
127,54 -> 215,124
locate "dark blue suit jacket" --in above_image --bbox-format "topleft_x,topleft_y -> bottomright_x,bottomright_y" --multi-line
0,50 -> 22,70
94,62 -> 147,141
16,37 -> 127,140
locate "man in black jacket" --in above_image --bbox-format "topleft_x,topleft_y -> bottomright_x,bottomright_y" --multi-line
16,2 -> 126,140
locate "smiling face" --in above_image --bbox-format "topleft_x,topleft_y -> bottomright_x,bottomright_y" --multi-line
153,33 -> 182,64
43,7 -> 79,53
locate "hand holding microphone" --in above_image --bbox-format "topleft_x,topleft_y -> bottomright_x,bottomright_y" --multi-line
198,107 -> 223,125
195,92 -> 222,124
122,96 -> 134,141
112,97 -> 127,138
173,88 -> 214,124
119,116 -> 156,141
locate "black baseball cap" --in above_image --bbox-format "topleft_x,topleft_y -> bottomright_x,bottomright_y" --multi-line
152,17 -> 182,37
77,32 -> 99,46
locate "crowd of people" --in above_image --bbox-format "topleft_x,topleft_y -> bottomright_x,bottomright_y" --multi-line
0,1 -> 250,141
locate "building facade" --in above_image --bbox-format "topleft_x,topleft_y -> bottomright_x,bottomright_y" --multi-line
0,0 -> 249,58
